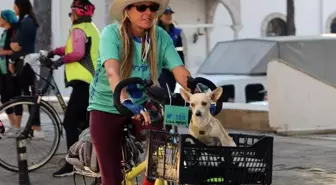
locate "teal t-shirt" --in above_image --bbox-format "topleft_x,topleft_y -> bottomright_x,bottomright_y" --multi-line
0,31 -> 7,74
88,23 -> 183,114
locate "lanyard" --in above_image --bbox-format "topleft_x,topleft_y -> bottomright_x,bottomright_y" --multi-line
141,32 -> 150,63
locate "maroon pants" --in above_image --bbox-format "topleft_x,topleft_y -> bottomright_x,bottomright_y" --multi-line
90,110 -> 128,185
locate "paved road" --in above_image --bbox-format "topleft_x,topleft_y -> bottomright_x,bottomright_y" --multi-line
1,113 -> 336,185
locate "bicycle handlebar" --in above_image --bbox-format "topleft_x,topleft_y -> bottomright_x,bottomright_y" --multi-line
113,77 -> 153,117
38,50 -> 54,68
113,76 -> 223,118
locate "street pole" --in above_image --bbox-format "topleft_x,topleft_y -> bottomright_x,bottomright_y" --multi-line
16,135 -> 31,185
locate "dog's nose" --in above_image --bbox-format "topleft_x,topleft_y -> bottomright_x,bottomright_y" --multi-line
195,110 -> 202,116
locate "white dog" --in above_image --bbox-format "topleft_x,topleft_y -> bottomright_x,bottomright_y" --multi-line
180,87 -> 236,147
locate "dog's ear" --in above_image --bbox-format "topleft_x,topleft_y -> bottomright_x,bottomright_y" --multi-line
209,87 -> 223,102
180,88 -> 192,102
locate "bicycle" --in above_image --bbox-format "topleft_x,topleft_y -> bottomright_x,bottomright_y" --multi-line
0,50 -> 69,172
111,76 -> 224,185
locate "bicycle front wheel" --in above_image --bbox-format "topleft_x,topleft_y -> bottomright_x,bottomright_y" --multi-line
0,97 -> 61,172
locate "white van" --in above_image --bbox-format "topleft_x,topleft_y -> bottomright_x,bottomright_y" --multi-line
174,74 -> 267,104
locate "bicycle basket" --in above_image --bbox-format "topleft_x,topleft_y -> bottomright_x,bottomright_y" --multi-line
145,130 -> 273,185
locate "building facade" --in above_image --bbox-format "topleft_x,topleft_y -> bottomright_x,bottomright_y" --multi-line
2,0 -> 336,95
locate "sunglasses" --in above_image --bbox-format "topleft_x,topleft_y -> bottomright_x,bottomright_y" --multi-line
68,12 -> 72,17
129,3 -> 160,13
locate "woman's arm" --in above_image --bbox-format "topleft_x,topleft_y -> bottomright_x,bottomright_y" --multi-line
61,28 -> 86,63
104,59 -> 129,101
52,46 -> 66,56
162,31 -> 191,90
12,17 -> 35,51
99,25 -> 129,102
0,49 -> 13,56
172,65 -> 191,90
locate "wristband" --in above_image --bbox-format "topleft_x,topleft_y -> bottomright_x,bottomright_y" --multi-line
121,98 -> 133,104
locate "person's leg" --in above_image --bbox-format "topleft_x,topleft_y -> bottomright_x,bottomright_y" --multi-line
13,76 -> 23,119
53,83 -> 90,177
13,73 -> 26,129
17,65 -> 41,130
90,110 -> 127,185
25,66 -> 41,129
0,75 -> 16,129
4,76 -> 22,137
63,83 -> 90,149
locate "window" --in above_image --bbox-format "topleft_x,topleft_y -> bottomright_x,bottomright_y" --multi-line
245,84 -> 265,103
221,85 -> 235,102
266,18 -> 287,36
331,18 -> 336,33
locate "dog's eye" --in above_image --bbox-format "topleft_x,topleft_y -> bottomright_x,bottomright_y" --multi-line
190,103 -> 195,107
201,101 -> 207,106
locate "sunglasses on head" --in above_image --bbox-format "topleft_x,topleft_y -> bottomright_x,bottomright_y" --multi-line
129,3 -> 160,13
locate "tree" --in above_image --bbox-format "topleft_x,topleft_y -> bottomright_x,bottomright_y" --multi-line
286,0 -> 296,35
33,0 -> 52,51
33,0 -> 52,91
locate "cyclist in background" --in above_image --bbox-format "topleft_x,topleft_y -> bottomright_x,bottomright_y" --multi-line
157,7 -> 185,93
0,10 -> 19,132
48,0 -> 100,177
88,0 -> 191,184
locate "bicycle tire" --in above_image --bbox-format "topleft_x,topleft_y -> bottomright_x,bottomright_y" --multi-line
0,97 -> 62,172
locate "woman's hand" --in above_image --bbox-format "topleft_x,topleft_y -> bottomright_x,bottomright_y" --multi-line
10,42 -> 21,52
172,66 -> 192,91
122,99 -> 151,125
8,63 -> 15,74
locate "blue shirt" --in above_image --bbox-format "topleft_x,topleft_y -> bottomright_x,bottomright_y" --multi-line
168,27 -> 182,47
14,15 -> 37,55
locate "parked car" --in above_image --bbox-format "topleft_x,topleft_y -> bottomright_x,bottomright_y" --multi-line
175,74 -> 267,104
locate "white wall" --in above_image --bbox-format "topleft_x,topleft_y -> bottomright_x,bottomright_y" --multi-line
209,0 -> 336,41
210,3 -> 233,50
169,0 -> 207,73
267,60 -> 336,133
240,0 -> 285,38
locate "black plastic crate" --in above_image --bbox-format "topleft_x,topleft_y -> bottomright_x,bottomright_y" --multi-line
145,130 -> 273,185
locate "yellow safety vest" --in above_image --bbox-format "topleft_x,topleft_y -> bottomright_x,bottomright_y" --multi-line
64,22 -> 100,86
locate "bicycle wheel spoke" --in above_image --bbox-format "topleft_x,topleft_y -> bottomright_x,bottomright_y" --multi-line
0,99 -> 61,172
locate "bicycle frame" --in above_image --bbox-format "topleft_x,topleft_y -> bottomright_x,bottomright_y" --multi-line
37,67 -> 67,113
122,159 -> 165,185
121,126 -> 177,185
21,65 -> 67,137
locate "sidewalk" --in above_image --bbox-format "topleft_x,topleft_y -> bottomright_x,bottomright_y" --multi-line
0,134 -> 82,185
1,129 -> 336,185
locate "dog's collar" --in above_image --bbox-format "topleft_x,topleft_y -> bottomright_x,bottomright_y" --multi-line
190,120 -> 212,135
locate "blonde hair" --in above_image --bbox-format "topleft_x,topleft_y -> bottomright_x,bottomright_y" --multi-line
118,11 -> 158,83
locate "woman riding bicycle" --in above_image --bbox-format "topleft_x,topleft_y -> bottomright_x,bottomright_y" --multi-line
88,0 -> 191,184
48,0 -> 100,177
